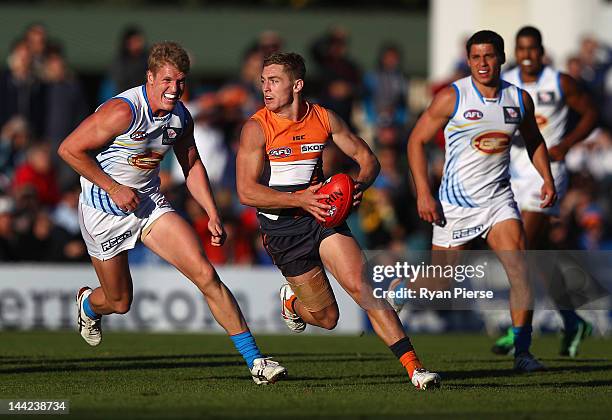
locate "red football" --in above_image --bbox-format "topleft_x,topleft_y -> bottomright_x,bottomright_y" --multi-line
317,173 -> 355,228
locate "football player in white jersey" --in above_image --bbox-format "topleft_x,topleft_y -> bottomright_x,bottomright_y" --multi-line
403,30 -> 556,372
58,42 -> 286,385
491,26 -> 598,357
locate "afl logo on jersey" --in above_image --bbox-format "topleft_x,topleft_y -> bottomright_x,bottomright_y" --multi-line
463,109 -> 483,120
128,151 -> 164,170
471,131 -> 511,154
269,147 -> 292,159
130,131 -> 147,141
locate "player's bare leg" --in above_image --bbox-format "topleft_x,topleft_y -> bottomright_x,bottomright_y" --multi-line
387,244 -> 467,312
319,233 -> 440,389
89,252 -> 134,314
76,252 -> 133,346
142,212 -> 247,334
284,267 -> 339,330
487,219 -> 543,372
513,210 -> 590,357
143,212 -> 286,384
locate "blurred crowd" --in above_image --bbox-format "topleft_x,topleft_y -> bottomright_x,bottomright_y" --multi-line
1,23 -> 611,265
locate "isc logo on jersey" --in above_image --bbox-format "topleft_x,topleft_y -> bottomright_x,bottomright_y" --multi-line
300,143 -> 325,153
463,109 -> 483,120
471,131 -> 511,154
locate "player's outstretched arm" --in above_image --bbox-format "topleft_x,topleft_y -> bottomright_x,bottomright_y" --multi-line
518,90 -> 556,208
174,118 -> 225,246
548,74 -> 598,161
407,86 -> 454,224
327,109 -> 379,207
57,99 -> 140,213
236,120 -> 331,222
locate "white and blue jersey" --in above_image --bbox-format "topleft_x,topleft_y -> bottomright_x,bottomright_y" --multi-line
503,65 -> 567,149
439,76 -> 525,208
80,85 -> 191,215
503,66 -> 569,214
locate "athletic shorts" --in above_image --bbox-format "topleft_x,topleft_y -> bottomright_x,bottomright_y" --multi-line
432,198 -> 521,248
78,190 -> 174,260
510,145 -> 568,216
260,215 -> 352,277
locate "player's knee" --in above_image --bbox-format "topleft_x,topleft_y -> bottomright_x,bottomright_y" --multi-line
312,307 -> 339,330
109,297 -> 132,314
343,279 -> 364,303
193,262 -> 219,294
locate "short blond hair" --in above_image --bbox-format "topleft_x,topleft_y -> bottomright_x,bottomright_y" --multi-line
148,41 -> 190,75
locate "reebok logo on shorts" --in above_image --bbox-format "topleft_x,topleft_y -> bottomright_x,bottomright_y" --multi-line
102,231 -> 133,252
452,225 -> 484,240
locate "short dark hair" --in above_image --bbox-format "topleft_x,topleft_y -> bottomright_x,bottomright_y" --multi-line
516,25 -> 544,53
263,52 -> 306,81
466,30 -> 506,64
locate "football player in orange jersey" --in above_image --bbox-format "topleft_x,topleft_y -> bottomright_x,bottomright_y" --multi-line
237,52 -> 440,390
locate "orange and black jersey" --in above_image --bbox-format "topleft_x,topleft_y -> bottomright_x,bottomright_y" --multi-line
251,102 -> 332,193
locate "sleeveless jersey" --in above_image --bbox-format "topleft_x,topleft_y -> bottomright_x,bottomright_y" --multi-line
251,102 -> 331,192
503,66 -> 567,148
250,102 -> 332,224
80,85 -> 191,215
440,76 -> 525,208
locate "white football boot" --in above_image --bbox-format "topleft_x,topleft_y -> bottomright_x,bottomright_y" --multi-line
76,287 -> 102,346
250,357 -> 288,385
514,352 -> 546,373
411,368 -> 442,390
279,284 -> 306,333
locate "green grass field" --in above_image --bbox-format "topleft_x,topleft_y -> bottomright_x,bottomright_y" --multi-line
0,331 -> 610,419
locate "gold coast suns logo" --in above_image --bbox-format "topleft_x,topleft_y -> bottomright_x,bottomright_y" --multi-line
128,151 -> 164,170
471,131 -> 511,154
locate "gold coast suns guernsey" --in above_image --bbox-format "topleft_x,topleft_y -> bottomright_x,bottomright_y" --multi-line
250,102 -> 332,224
503,66 -> 567,149
440,76 -> 525,208
80,85 -> 191,215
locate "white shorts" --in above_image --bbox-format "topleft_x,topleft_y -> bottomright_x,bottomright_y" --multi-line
78,191 -> 174,260
432,199 -> 521,248
510,146 -> 568,216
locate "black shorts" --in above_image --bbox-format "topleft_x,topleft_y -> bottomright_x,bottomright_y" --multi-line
259,214 -> 352,277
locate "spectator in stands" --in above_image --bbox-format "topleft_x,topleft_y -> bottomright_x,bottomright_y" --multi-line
363,43 -> 409,127
108,25 -> 148,94
0,195 -> 17,261
0,39 -> 46,138
311,27 -> 362,130
12,142 -> 61,208
23,23 -> 49,80
42,45 -> 88,190
0,116 -> 31,191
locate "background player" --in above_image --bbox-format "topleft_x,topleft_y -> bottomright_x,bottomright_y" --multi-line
405,30 -> 556,372
492,26 -> 598,357
58,41 -> 286,385
236,52 -> 440,390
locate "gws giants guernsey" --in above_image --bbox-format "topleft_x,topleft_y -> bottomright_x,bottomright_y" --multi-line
80,85 -> 191,215
251,103 -> 332,221
440,76 -> 525,208
503,66 -> 567,149
251,102 -> 331,192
